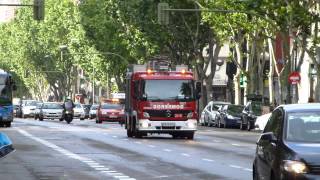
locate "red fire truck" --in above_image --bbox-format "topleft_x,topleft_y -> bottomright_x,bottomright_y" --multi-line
125,60 -> 201,139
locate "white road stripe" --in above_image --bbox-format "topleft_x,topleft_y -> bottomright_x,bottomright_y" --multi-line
122,138 -> 129,141
17,128 -> 135,180
243,168 -> 253,172
202,158 -> 215,162
229,165 -> 242,169
134,141 -> 142,144
181,153 -> 190,157
112,136 -> 118,138
231,143 -> 241,146
213,140 -> 222,143
163,149 -> 172,152
148,145 -> 155,148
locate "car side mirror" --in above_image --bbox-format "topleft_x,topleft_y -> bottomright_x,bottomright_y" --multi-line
259,132 -> 277,144
0,133 -> 14,158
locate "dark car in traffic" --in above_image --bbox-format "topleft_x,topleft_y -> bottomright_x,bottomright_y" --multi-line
253,104 -> 320,180
216,104 -> 244,128
241,101 -> 264,131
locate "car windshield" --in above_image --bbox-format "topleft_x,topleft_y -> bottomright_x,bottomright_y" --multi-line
101,104 -> 122,110
251,102 -> 263,116
91,105 -> 98,110
286,111 -> 320,143
141,79 -> 195,101
25,101 -> 38,106
42,103 -> 63,109
75,104 -> 82,108
227,105 -> 244,115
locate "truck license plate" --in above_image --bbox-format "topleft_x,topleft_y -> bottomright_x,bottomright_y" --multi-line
161,122 -> 175,127
109,115 -> 117,118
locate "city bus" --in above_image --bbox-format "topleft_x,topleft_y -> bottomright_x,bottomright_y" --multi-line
0,69 -> 16,127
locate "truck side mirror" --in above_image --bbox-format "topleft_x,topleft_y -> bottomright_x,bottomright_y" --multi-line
0,133 -> 14,158
195,81 -> 201,99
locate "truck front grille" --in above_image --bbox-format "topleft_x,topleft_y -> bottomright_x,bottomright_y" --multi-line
145,110 -> 191,118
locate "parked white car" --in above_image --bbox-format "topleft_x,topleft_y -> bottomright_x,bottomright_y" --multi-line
200,101 -> 231,126
254,113 -> 272,131
74,103 -> 85,120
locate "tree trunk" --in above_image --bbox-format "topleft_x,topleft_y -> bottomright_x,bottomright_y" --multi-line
234,42 -> 243,105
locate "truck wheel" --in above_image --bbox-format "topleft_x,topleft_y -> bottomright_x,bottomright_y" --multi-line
186,132 -> 194,140
5,122 -> 11,127
127,128 -> 133,137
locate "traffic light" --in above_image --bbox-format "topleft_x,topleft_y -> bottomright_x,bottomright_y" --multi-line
158,3 -> 169,25
240,72 -> 247,88
33,0 -> 45,21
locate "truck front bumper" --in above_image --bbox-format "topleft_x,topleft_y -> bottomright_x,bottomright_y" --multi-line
137,119 -> 197,132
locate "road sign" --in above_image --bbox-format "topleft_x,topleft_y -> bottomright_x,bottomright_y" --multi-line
158,3 -> 169,25
288,71 -> 301,85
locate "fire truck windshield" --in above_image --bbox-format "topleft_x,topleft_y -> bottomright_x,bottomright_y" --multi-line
141,79 -> 195,101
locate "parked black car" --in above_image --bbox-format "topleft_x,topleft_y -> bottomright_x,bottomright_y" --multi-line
253,104 -> 320,180
216,104 -> 244,128
241,101 -> 264,131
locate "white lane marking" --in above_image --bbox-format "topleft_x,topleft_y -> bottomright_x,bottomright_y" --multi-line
115,176 -> 130,179
134,141 -> 142,144
17,129 -> 136,180
122,138 -> 129,141
95,168 -> 110,171
243,168 -> 253,172
229,165 -> 242,169
163,149 -> 172,152
202,158 -> 215,162
231,143 -> 241,146
148,145 -> 155,148
112,136 -> 118,138
181,153 -> 190,157
213,140 -> 222,143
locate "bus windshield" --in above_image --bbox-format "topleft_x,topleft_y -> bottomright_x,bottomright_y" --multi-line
0,75 -> 12,106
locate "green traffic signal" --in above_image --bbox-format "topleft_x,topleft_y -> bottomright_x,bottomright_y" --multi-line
33,0 -> 45,21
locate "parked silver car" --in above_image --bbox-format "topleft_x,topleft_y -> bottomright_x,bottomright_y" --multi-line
200,101 -> 231,126
38,102 -> 64,121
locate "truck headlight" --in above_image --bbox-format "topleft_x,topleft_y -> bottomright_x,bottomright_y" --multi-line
140,121 -> 149,128
187,112 -> 193,118
187,121 -> 196,129
283,160 -> 307,174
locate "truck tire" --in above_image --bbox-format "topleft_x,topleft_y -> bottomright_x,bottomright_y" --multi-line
127,128 -> 133,137
186,132 -> 194,140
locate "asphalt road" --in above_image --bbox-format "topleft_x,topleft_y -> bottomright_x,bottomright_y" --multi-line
0,118 -> 261,180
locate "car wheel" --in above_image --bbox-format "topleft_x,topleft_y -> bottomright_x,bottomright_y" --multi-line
5,122 -> 11,127
218,119 -> 224,128
186,132 -> 194,140
80,118 -> 85,121
240,120 -> 246,130
247,121 -> 252,131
